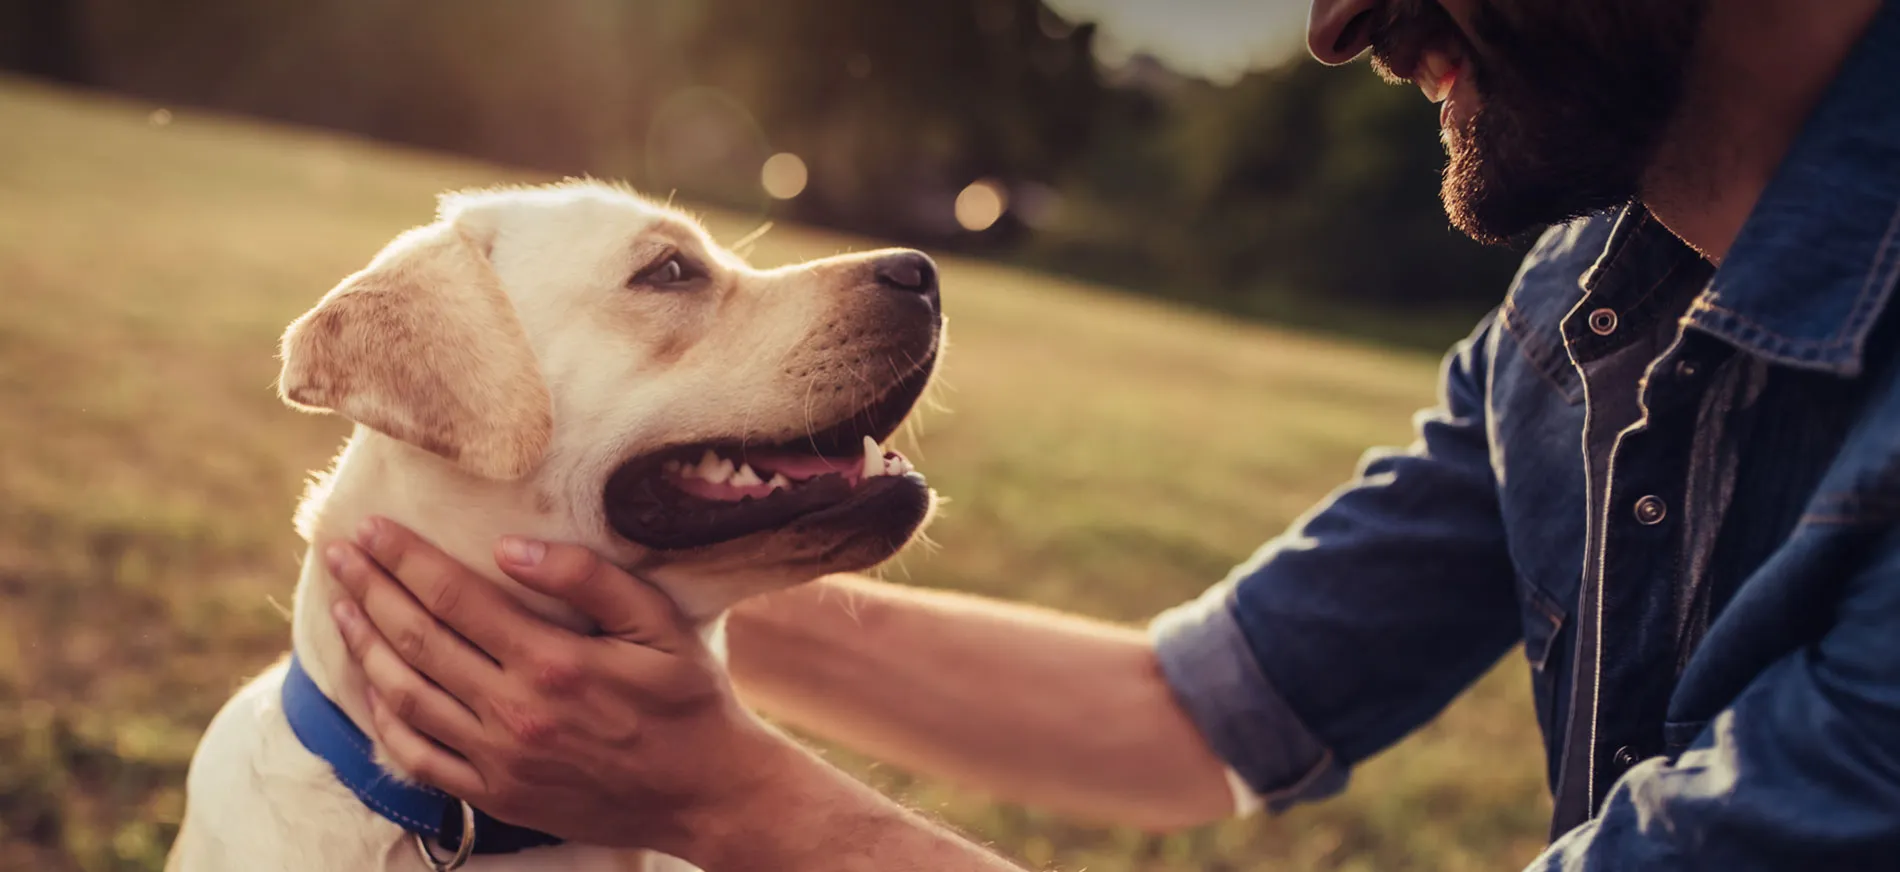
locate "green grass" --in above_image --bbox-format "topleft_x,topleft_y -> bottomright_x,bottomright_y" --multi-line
0,76 -> 1551,871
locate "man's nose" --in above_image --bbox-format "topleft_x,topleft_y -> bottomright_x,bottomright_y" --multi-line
1308,0 -> 1381,65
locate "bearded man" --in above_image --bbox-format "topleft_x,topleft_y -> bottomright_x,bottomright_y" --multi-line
323,1 -> 1900,868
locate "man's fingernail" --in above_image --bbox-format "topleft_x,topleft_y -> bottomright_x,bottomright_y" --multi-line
501,536 -> 546,566
356,516 -> 384,550
332,600 -> 362,636
324,542 -> 350,575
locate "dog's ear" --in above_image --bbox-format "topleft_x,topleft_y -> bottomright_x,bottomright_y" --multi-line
278,214 -> 552,480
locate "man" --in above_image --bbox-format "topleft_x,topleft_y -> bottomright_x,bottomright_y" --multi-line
322,0 -> 1900,868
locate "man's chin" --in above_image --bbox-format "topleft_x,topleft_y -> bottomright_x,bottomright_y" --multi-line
1441,142 -> 1628,246
1442,155 -> 1535,246
1444,181 -> 1531,247
1439,96 -> 1665,246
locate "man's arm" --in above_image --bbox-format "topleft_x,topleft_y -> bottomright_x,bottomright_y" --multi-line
325,524 -> 1025,870
727,575 -> 1238,832
678,736 -> 1028,872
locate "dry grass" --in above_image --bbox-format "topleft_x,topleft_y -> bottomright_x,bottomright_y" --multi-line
0,76 -> 1551,871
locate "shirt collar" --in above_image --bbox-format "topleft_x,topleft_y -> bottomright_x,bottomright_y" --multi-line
1683,0 -> 1900,377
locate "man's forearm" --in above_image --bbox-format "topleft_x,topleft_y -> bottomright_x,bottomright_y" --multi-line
726,575 -> 1234,831
686,740 -> 1028,872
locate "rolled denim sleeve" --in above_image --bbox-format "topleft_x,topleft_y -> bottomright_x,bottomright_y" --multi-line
1526,531 -> 1900,871
1152,311 -> 1523,809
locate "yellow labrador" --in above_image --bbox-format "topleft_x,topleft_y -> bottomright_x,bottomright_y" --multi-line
169,181 -> 942,871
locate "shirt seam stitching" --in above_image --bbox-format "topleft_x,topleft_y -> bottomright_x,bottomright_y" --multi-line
1503,296 -> 1590,404
1689,199 -> 1900,359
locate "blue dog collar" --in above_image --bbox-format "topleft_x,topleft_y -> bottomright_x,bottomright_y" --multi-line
281,654 -> 564,859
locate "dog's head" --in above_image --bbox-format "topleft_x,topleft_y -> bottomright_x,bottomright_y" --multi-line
279,181 -> 941,617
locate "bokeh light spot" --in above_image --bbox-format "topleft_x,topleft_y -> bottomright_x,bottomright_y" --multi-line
955,179 -> 1008,232
761,152 -> 809,200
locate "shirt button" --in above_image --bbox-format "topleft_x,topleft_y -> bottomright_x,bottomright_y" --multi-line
1675,359 -> 1699,379
1634,495 -> 1668,525
1613,746 -> 1641,768
1588,308 -> 1619,336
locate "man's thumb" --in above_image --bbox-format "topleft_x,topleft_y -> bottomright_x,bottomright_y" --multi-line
496,537 -> 689,647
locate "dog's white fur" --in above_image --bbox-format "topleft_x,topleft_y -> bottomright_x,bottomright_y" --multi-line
168,181 -> 940,871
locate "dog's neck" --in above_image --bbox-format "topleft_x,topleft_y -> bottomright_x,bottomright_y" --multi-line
289,427 -> 594,736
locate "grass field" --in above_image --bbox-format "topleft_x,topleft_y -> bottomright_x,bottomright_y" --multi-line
0,77 -> 1551,871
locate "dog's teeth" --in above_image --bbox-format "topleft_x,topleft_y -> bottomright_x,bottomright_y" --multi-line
861,436 -> 884,478
663,460 -> 683,475
768,473 -> 791,491
731,464 -> 763,487
701,455 -> 729,483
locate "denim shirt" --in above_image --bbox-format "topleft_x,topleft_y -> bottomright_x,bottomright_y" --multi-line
1152,5 -> 1900,867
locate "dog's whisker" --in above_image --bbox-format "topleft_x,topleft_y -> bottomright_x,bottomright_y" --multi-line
801,372 -> 825,455
730,221 -> 774,257
838,584 -> 869,624
902,416 -> 924,460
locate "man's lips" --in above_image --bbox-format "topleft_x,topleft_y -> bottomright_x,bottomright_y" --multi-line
1415,48 -> 1464,104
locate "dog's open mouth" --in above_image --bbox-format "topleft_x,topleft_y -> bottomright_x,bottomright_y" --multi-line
604,355 -> 935,551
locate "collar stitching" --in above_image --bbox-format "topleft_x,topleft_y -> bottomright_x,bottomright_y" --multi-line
1580,210 -> 1654,293
1844,200 -> 1900,357
1688,198 -> 1900,371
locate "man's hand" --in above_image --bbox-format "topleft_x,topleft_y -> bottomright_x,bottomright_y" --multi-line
324,518 -> 1024,871
324,519 -> 792,858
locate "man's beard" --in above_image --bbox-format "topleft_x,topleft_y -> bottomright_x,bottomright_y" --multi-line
1371,0 -> 1708,245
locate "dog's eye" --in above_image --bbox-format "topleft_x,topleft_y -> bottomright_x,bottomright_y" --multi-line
632,253 -> 702,289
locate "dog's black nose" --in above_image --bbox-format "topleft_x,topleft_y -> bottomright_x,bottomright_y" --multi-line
872,250 -> 939,297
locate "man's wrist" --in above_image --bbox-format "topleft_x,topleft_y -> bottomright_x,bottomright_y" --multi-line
670,730 -> 851,869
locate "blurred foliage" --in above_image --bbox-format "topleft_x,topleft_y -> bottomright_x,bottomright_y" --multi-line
0,0 -> 1524,346
1037,59 -> 1521,344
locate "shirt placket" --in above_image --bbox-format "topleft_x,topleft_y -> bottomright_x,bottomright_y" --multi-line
1550,241 -> 1716,833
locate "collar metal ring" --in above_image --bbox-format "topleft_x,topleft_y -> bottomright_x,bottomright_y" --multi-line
413,799 -> 477,871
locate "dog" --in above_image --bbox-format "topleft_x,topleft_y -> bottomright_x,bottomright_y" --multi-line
167,180 -> 943,871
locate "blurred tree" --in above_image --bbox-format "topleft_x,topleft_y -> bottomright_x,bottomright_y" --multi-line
0,0 -> 89,83
1032,57 -> 1521,326
685,0 -> 1100,237
0,0 -> 1524,340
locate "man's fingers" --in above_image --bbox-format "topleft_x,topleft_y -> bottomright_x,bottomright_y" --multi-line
496,537 -> 689,649
335,599 -> 487,751
327,541 -> 503,703
348,517 -> 560,662
365,687 -> 491,801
